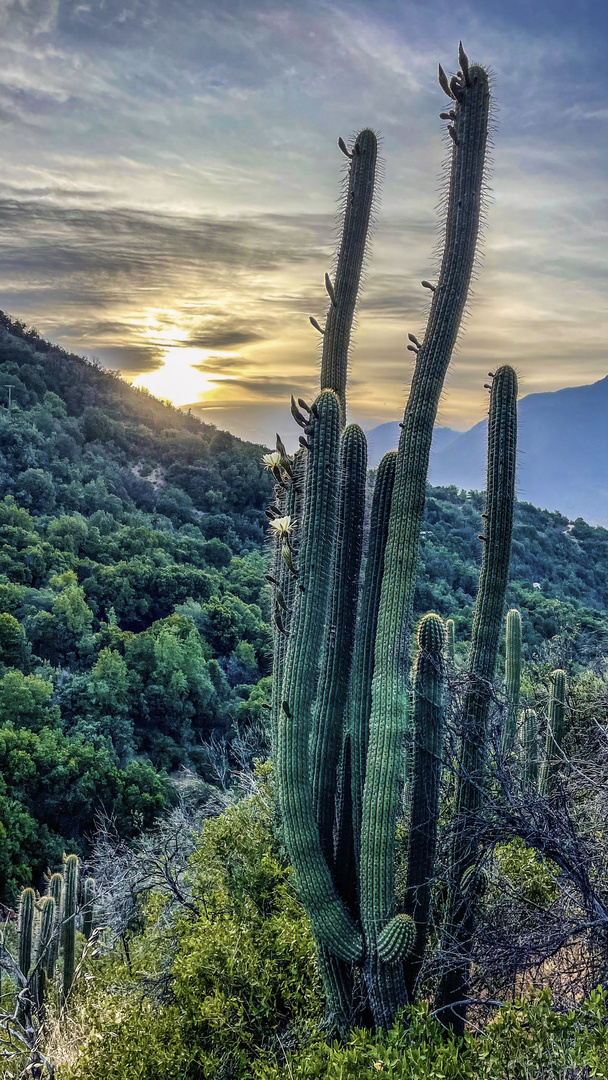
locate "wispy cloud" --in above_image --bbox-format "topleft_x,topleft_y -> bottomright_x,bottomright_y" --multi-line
0,0 -> 605,446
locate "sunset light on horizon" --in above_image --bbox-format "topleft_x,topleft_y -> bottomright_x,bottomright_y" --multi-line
0,0 -> 605,448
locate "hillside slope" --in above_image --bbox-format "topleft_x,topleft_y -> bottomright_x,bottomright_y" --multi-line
0,312 -> 607,905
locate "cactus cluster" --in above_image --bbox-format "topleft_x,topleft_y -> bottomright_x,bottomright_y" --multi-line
6,854 -> 98,1013
265,46 -> 513,1033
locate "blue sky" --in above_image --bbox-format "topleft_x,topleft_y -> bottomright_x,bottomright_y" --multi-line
0,0 -> 606,446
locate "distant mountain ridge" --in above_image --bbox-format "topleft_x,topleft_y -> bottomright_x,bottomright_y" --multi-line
366,423 -> 460,470
366,375 -> 608,526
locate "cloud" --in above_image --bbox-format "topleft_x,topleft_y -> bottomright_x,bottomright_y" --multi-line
0,0 -> 605,442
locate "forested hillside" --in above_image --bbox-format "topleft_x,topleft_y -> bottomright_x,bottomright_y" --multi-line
1,312 -> 607,906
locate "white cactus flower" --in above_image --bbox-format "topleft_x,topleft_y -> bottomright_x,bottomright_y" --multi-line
262,451 -> 283,470
268,515 -> 294,537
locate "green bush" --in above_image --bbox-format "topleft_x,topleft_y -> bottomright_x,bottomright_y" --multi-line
257,989 -> 608,1080
58,780 -> 321,1079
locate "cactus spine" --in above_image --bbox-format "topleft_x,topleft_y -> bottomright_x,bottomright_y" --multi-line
437,365 -> 518,1033
18,887 -> 35,978
360,58 -> 490,1030
539,670 -> 567,794
501,608 -> 522,755
62,853 -> 79,1000
321,129 -> 378,425
446,618 -> 456,667
404,612 -> 446,999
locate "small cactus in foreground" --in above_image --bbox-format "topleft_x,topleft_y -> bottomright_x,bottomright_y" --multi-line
502,608 -> 522,755
62,853 -> 79,1000
539,670 -> 567,795
18,887 -> 35,978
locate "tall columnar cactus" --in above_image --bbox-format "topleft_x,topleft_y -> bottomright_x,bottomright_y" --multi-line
360,53 -> 490,1030
404,612 -> 446,999
436,365 -> 518,1033
349,450 -> 396,872
18,887 -> 35,978
62,853 -> 79,1000
311,424 -> 367,866
523,708 -> 539,788
539,670 -> 567,795
501,608 -> 522,755
317,129 -> 378,426
82,878 -> 96,942
446,618 -> 456,667
277,391 -> 362,966
270,45 -> 497,1035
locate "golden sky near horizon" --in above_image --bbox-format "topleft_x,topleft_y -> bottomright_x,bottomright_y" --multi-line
0,0 -> 606,449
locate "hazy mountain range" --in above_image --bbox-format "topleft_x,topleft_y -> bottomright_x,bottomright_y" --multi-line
366,376 -> 608,526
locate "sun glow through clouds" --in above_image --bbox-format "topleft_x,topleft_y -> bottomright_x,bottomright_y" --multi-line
132,346 -> 228,407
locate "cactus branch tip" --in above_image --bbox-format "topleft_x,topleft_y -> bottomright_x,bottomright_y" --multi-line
338,136 -> 352,158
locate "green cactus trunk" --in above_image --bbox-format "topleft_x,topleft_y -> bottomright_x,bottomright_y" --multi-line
311,424 -> 367,867
277,390 -> 362,966
47,871 -> 63,978
349,451 -> 396,875
436,365 -> 518,1034
18,887 -> 35,978
501,608 -> 522,755
404,613 -> 446,1000
36,895 -> 56,1007
62,854 -> 79,1001
360,62 -> 491,1031
446,618 -> 456,667
523,708 -> 539,788
82,878 -> 96,941
321,130 -> 378,425
539,670 -> 567,795
270,450 -> 305,756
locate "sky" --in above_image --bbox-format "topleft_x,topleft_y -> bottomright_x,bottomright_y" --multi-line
0,0 -> 606,449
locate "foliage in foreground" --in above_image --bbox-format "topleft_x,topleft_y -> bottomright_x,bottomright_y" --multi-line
30,784 -> 608,1080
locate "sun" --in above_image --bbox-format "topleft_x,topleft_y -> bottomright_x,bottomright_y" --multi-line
132,346 -> 222,407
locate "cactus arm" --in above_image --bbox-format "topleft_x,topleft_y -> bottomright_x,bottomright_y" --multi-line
436,365 -> 518,1034
501,608 -> 522,755
321,130 -> 378,425
349,451 -> 396,871
62,854 -> 79,1001
311,424 -> 367,865
404,613 -> 446,1000
18,888 -> 35,978
539,670 -> 567,794
277,390 -> 363,964
361,62 -> 491,1031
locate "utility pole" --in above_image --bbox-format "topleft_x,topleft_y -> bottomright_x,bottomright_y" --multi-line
5,384 -> 14,411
